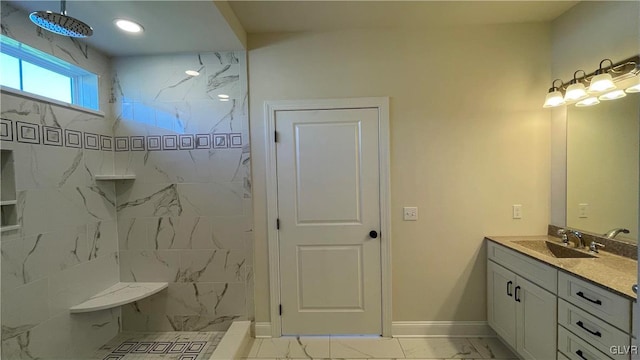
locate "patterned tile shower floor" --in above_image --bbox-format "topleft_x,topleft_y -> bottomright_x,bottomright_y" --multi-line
92,332 -> 224,360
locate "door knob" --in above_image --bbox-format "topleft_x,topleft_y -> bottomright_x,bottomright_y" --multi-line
633,284 -> 637,294
369,230 -> 378,239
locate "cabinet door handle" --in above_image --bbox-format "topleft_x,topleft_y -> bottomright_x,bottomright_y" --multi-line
514,286 -> 521,302
576,349 -> 588,360
506,281 -> 513,297
576,321 -> 602,337
576,291 -> 602,305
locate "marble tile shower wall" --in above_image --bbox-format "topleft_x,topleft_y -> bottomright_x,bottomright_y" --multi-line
112,52 -> 253,332
1,3 -> 120,359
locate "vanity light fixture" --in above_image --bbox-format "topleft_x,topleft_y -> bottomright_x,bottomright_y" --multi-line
564,70 -> 588,102
575,97 -> 600,107
626,82 -> 640,93
625,66 -> 640,93
587,59 -> 616,94
185,70 -> 200,76
543,55 -> 639,109
543,79 -> 566,108
114,19 -> 144,33
599,89 -> 627,101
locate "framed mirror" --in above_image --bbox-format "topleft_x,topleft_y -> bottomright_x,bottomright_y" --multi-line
566,94 -> 640,242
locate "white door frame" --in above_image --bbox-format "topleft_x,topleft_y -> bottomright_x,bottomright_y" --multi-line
264,97 -> 392,337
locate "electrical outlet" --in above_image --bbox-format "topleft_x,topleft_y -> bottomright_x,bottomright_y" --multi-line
403,207 -> 418,221
578,203 -> 589,218
512,204 -> 522,219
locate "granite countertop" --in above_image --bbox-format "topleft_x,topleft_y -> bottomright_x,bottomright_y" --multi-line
486,235 -> 637,300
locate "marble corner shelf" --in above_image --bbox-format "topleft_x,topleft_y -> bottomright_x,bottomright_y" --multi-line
0,224 -> 20,232
94,174 -> 136,181
70,282 -> 168,313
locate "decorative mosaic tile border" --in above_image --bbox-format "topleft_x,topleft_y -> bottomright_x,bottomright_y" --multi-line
104,340 -> 209,360
0,118 -> 242,151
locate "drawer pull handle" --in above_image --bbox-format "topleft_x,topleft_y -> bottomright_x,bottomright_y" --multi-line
507,281 -> 513,297
514,286 -> 521,302
576,321 -> 602,337
576,350 -> 588,360
576,291 -> 602,305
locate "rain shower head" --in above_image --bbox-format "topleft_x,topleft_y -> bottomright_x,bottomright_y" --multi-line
29,0 -> 93,38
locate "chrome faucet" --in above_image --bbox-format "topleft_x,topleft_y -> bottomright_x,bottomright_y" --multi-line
567,230 -> 584,248
589,241 -> 605,253
556,228 -> 570,246
603,228 -> 630,239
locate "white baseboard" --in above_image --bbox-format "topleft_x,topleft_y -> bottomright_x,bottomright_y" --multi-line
392,321 -> 495,337
251,321 -> 494,338
254,322 -> 272,338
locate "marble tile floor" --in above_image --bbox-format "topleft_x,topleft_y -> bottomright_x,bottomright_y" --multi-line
92,331 -> 224,360
242,336 -> 518,359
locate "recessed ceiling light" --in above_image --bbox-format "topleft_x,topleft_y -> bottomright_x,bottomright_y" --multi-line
114,19 -> 144,33
185,70 -> 200,76
219,98 -> 230,102
218,94 -> 229,99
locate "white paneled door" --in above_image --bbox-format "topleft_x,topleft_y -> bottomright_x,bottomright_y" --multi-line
275,108 -> 382,335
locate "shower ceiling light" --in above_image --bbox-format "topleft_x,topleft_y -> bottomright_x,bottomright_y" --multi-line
115,19 -> 144,33
185,70 -> 200,76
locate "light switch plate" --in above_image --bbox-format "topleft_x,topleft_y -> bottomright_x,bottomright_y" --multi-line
512,204 -> 522,219
578,203 -> 589,218
403,207 -> 418,221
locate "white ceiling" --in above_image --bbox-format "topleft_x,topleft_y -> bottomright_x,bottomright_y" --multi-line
6,0 -> 245,56
6,1 -> 580,57
230,1 -> 579,33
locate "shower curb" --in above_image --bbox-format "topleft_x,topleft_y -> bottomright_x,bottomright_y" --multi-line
210,320 -> 251,359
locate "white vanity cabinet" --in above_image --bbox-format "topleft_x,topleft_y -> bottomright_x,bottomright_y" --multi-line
487,243 -> 558,360
557,272 -> 632,360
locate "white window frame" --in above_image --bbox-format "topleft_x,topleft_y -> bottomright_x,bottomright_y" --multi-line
0,35 -> 99,112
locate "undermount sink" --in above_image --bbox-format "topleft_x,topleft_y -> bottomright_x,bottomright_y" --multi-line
513,240 -> 597,259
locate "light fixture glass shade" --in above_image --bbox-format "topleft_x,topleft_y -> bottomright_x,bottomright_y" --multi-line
588,73 -> 616,93
626,83 -> 640,93
576,97 -> 600,107
543,90 -> 565,108
625,74 -> 640,93
564,83 -> 588,101
599,89 -> 627,100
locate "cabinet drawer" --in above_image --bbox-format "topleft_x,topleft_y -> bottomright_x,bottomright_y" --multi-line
487,241 -> 557,294
558,299 -> 630,359
558,351 -> 571,360
558,272 -> 631,332
558,325 -> 615,360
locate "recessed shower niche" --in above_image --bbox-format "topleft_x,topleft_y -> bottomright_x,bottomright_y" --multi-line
1,149 -> 19,232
